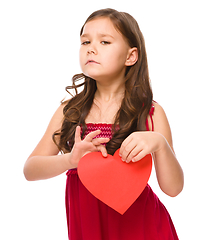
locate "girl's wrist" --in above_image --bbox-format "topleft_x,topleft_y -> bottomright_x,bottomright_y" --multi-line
63,152 -> 78,170
154,132 -> 167,153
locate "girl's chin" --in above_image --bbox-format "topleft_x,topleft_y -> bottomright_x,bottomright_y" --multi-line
83,72 -> 105,81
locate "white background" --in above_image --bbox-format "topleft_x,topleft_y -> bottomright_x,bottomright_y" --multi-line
1,0 -> 211,239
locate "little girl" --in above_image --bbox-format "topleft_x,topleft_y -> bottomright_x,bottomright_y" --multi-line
24,8 -> 184,240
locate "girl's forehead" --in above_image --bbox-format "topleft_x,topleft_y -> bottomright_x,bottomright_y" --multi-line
81,17 -> 119,37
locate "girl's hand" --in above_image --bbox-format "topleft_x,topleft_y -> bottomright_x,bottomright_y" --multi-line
68,126 -> 110,168
119,131 -> 166,163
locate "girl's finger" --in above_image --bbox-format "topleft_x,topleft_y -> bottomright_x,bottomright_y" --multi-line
132,150 -> 149,162
84,129 -> 101,142
119,136 -> 133,156
97,145 -> 108,158
74,126 -> 82,143
125,145 -> 143,162
120,140 -> 136,162
92,137 -> 110,146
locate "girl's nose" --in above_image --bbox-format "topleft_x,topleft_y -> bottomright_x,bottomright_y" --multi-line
87,49 -> 96,54
87,44 -> 97,55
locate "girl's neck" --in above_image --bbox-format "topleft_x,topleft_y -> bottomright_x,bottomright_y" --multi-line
85,80 -> 125,124
95,79 -> 125,103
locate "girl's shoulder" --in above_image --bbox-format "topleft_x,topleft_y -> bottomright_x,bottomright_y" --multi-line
151,101 -> 174,150
147,101 -> 164,131
48,103 -> 65,128
152,101 -> 165,115
152,101 -> 169,126
28,104 -> 66,158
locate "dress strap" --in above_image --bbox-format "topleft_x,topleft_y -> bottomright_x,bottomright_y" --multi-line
145,104 -> 155,131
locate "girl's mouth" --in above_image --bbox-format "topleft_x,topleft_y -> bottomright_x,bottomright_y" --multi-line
86,60 -> 100,65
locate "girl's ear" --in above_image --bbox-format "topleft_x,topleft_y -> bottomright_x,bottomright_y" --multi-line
125,47 -> 138,66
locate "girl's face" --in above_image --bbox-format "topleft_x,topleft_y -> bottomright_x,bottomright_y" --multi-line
80,17 -> 137,83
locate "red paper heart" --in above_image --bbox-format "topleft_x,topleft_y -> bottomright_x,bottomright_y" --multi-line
78,149 -> 152,214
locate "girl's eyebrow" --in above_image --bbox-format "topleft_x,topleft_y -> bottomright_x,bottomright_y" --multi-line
80,34 -> 89,38
98,33 -> 114,39
81,33 -> 114,39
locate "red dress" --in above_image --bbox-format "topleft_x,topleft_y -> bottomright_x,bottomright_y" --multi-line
65,106 -> 179,240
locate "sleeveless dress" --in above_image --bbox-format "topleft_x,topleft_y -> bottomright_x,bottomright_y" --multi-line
65,105 -> 179,240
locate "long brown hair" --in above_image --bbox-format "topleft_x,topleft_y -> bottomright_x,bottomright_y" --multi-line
53,8 -> 153,154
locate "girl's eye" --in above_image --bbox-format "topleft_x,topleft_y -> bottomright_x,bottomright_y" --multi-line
101,41 -> 110,45
81,41 -> 90,45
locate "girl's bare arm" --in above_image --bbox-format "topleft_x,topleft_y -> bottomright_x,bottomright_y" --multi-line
23,104 -> 72,181
119,102 -> 184,197
24,105 -> 109,181
151,103 -> 184,197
